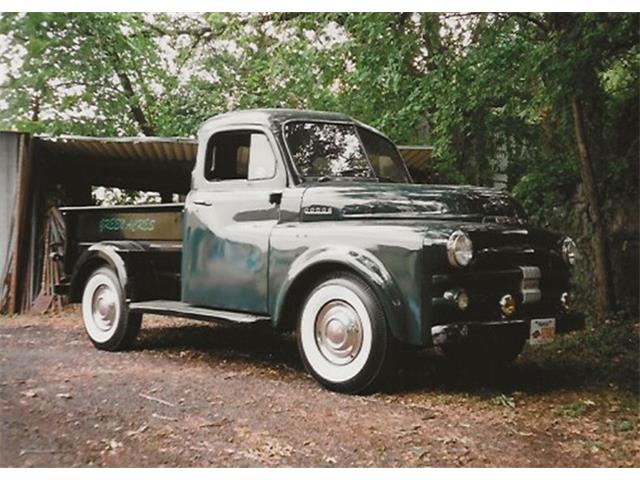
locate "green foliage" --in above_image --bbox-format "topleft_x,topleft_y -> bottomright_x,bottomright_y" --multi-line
561,401 -> 589,418
512,158 -> 578,226
560,314 -> 639,362
523,312 -> 639,395
91,186 -> 161,206
491,394 -> 516,409
0,12 -> 638,314
0,13 -> 182,135
613,418 -> 634,433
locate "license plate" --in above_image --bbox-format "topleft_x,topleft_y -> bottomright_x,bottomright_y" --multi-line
529,318 -> 556,345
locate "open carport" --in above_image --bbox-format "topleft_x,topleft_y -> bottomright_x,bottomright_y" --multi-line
0,132 -> 432,314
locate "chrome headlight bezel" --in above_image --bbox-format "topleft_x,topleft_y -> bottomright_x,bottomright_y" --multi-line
561,236 -> 578,267
447,230 -> 473,268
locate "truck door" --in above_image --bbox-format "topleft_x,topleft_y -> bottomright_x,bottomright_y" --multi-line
182,127 -> 286,313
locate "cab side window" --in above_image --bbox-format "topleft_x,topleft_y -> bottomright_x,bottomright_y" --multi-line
204,131 -> 276,182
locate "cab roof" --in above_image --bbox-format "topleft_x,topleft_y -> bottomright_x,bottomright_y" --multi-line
199,108 -> 358,133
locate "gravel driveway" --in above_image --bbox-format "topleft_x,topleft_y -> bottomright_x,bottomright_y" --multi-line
1,308 -> 637,467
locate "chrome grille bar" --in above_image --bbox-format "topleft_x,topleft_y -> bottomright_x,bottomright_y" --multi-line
520,266 -> 541,304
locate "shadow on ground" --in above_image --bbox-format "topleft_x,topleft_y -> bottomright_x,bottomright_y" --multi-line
134,319 -> 638,399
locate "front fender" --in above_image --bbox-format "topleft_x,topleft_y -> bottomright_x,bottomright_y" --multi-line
69,243 -> 129,302
272,245 -> 415,344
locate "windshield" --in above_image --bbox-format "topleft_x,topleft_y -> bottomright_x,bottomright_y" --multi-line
357,126 -> 410,183
283,121 -> 410,183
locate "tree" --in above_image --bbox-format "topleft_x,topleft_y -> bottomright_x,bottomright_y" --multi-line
410,13 -> 638,316
0,13 -> 173,135
1,12 -> 637,316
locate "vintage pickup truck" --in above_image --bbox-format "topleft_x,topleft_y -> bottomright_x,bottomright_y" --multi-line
57,109 -> 584,393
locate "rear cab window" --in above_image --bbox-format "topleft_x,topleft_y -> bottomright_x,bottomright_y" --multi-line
204,131 -> 276,182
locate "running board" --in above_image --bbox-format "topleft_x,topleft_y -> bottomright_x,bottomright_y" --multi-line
128,300 -> 269,325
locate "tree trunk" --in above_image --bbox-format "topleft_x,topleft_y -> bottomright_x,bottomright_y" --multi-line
115,68 -> 155,136
571,96 -> 615,316
31,93 -> 40,122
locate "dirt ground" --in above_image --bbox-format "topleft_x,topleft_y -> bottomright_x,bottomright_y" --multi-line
0,307 -> 638,467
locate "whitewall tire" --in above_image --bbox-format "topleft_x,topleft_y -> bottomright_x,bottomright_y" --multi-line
297,272 -> 394,393
81,266 -> 141,351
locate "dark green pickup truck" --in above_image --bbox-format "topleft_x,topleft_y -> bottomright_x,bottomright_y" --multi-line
57,109 -> 584,393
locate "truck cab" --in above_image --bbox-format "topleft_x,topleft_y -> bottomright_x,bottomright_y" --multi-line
58,109 -> 585,394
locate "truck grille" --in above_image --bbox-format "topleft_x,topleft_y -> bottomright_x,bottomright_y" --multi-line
430,238 -> 569,325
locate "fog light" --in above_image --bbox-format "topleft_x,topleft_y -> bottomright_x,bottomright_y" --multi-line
500,294 -> 516,316
444,289 -> 470,311
560,291 -> 571,311
456,290 -> 469,311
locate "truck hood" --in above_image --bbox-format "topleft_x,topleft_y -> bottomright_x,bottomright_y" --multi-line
299,183 -> 526,222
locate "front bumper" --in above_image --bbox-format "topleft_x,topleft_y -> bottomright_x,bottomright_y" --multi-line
431,312 -> 585,346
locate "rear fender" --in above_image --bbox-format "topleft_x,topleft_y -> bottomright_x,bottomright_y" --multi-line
68,244 -> 129,302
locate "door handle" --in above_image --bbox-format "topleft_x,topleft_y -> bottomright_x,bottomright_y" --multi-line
193,200 -> 213,207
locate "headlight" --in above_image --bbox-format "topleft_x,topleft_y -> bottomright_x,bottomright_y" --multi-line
561,236 -> 578,266
447,231 -> 473,268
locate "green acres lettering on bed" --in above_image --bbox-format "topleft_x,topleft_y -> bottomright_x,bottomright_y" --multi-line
99,217 -> 157,233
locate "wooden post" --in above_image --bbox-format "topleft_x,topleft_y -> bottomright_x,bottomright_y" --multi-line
9,134 -> 34,314
8,134 -> 26,314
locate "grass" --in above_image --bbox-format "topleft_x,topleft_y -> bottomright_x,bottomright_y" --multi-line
523,312 -> 639,394
561,401 -> 589,417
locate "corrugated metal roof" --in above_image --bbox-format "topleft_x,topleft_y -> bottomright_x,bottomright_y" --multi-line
35,134 -> 432,170
35,135 -> 198,164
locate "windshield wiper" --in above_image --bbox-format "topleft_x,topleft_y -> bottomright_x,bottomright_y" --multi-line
337,168 -> 369,177
309,168 -> 372,183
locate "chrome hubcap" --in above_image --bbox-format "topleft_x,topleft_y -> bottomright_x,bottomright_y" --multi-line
91,284 -> 117,331
315,300 -> 363,365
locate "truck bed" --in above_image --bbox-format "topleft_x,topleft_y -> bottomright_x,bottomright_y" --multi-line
60,203 -> 184,245
59,203 -> 184,302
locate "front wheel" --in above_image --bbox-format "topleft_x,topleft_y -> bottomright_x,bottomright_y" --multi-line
296,272 -> 394,394
81,266 -> 141,351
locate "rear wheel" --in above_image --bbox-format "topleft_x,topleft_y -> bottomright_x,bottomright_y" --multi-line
81,266 -> 141,351
296,272 -> 394,394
